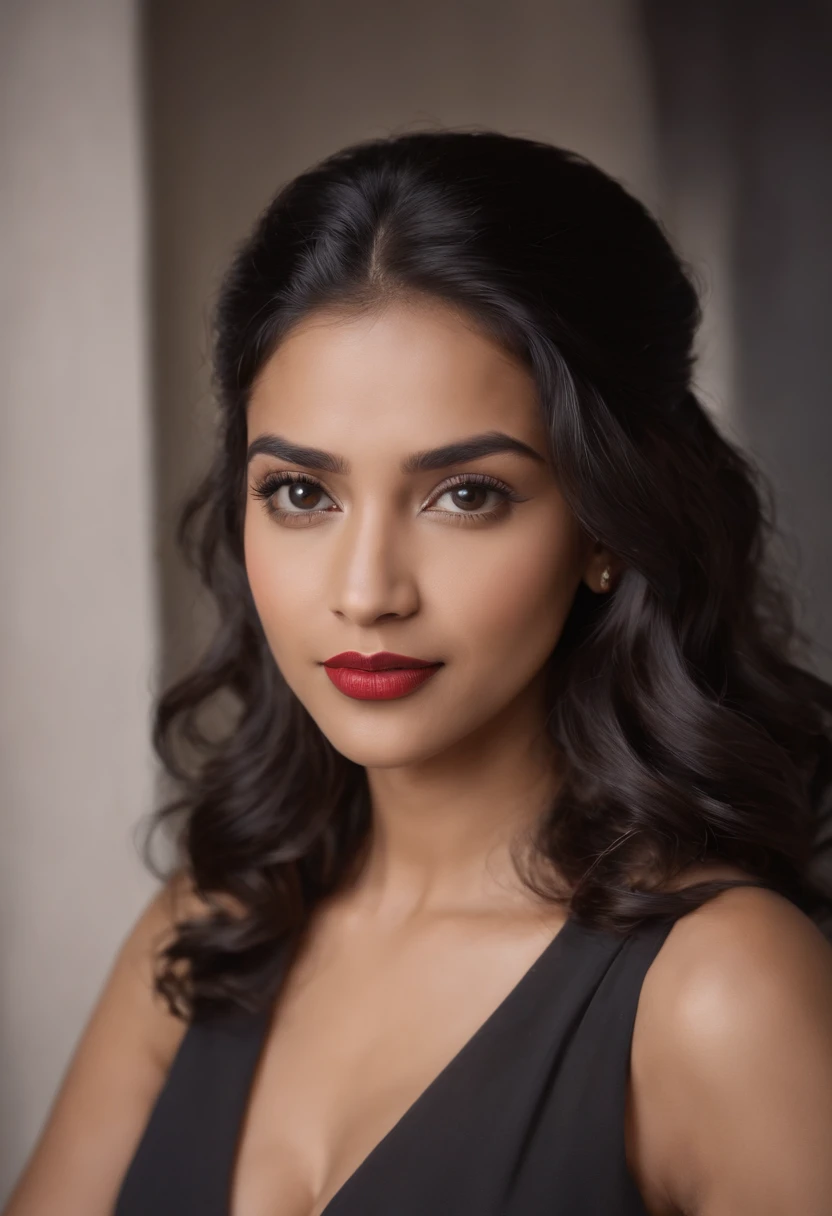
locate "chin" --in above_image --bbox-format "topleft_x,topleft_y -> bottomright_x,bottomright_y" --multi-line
327,734 -> 449,771
310,714 -> 462,770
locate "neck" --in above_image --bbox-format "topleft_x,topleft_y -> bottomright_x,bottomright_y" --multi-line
345,700 -> 564,923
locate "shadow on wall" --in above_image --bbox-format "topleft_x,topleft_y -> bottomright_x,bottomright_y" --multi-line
641,0 -> 832,681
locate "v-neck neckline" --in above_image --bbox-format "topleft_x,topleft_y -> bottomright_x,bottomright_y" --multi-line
233,912 -> 579,1216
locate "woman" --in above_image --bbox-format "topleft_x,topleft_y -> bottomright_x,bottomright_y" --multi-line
6,129 -> 832,1216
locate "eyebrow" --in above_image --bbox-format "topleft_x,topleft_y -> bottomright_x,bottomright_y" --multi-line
246,430 -> 547,474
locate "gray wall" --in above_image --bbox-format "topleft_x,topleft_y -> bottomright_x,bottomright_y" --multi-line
0,0 -> 158,1197
642,0 -> 832,680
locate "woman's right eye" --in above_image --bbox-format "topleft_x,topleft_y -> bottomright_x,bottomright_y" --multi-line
251,471 -> 336,524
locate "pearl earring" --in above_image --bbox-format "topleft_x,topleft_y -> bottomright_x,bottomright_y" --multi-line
600,566 -> 611,591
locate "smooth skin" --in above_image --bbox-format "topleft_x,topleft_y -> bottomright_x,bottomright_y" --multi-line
6,298 -> 832,1216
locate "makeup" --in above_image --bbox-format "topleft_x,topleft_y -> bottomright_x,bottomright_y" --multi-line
321,651 -> 444,701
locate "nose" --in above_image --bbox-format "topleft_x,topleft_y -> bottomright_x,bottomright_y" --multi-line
328,500 -> 419,626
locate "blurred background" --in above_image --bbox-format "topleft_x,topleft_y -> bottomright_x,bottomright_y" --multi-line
1,0 -> 830,1196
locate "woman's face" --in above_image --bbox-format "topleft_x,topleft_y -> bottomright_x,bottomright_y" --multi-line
244,298 -> 602,769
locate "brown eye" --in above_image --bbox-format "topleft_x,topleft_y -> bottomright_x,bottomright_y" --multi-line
285,482 -> 326,510
448,485 -> 491,511
426,473 -> 517,521
251,471 -> 336,524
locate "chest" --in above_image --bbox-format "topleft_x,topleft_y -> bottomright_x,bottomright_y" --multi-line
114,916 -> 677,1216
229,921 -> 573,1216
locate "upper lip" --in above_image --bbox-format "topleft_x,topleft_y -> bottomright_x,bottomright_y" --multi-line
322,651 -> 442,670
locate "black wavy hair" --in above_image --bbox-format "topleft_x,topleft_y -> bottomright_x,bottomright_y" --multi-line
143,128 -> 832,1020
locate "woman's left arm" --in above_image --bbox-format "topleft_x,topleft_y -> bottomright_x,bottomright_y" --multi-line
629,885 -> 832,1216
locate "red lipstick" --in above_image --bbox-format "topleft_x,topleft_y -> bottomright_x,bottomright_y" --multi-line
321,651 -> 444,701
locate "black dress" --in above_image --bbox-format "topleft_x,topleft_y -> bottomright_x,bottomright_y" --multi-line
113,913 -> 676,1214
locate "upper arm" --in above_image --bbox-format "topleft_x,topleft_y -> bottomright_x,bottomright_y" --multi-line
630,886 -> 832,1216
2,871 -> 206,1216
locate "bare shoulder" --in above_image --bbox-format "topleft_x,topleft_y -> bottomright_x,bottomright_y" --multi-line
627,865 -> 832,1216
3,869 -> 213,1216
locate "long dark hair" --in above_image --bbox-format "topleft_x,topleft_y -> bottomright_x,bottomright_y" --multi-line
143,128 -> 832,1020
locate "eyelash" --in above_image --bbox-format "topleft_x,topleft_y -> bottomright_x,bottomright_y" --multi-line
250,470 -> 525,528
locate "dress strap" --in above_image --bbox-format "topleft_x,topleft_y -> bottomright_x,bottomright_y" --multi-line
113,995 -> 277,1213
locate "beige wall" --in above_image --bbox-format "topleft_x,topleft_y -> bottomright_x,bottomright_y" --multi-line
0,0 -> 159,1198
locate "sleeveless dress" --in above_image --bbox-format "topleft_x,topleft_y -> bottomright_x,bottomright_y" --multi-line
113,912 -> 676,1215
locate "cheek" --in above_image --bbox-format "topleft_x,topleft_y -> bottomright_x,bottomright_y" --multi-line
243,517 -> 317,651
439,517 -> 581,661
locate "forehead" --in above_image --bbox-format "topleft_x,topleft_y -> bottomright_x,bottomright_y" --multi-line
246,299 -> 544,446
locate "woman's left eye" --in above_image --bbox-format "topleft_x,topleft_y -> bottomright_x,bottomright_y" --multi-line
426,477 -> 515,519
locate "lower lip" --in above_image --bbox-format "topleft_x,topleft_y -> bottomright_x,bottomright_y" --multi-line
323,664 -> 443,700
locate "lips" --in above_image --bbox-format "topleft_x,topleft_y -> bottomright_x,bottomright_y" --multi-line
323,651 -> 440,671
321,651 -> 444,701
